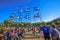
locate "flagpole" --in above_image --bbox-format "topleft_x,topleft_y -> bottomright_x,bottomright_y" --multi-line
18,9 -> 23,23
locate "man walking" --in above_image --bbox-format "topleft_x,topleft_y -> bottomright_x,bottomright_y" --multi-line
41,23 -> 50,40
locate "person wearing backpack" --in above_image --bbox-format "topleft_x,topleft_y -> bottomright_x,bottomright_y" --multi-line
3,28 -> 8,40
10,30 -> 15,40
50,25 -> 59,40
7,30 -> 11,40
57,25 -> 60,40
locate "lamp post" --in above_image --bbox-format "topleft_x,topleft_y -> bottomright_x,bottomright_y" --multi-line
24,7 -> 31,27
33,7 -> 42,23
24,7 -> 30,21
9,11 -> 16,27
18,9 -> 23,22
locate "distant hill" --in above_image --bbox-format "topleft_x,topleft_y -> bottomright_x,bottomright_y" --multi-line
51,17 -> 60,22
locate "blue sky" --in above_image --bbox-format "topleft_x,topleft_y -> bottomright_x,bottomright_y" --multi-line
0,0 -> 60,22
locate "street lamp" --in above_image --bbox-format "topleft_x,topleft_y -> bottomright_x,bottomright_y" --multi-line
33,6 -> 42,23
18,9 -> 23,22
18,9 -> 23,13
24,7 -> 31,22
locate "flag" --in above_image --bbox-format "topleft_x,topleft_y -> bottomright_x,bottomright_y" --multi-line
33,7 -> 40,11
18,9 -> 23,13
25,15 -> 30,19
17,16 -> 22,19
33,13 -> 40,18
24,8 -> 30,12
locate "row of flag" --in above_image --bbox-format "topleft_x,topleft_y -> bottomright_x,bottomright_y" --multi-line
10,7 -> 41,21
11,7 -> 40,13
10,13 -> 40,19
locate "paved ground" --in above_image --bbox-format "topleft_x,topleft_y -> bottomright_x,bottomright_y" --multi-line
22,38 -> 44,40
21,31 -> 44,40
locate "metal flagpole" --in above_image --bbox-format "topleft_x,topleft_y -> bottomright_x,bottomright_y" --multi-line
18,9 -> 23,22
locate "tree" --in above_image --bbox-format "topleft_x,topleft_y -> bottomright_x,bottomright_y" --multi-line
40,21 -> 46,25
18,23 -> 23,27
4,20 -> 11,26
32,22 -> 40,27
55,20 -> 60,25
46,22 -> 52,25
24,22 -> 31,27
0,22 -> 2,27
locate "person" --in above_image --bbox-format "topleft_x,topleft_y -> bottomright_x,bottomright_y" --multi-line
50,25 -> 59,40
10,30 -> 15,40
39,26 -> 41,33
41,23 -> 50,40
20,27 -> 25,38
0,28 -> 3,40
3,32 -> 7,40
7,29 -> 11,40
57,25 -> 60,40
3,28 -> 8,40
15,29 -> 21,40
31,26 -> 35,35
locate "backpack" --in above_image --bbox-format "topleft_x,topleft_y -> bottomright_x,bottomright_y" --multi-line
57,27 -> 60,32
10,32 -> 15,37
54,29 -> 60,40
7,31 -> 10,37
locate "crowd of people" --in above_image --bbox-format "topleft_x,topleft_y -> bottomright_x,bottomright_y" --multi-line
0,27 -> 25,40
40,23 -> 60,40
30,23 -> 60,40
0,23 -> 60,40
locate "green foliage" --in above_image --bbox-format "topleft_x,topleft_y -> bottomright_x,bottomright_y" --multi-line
46,22 -> 52,25
32,22 -> 40,27
24,22 -> 31,27
0,22 -> 2,27
4,20 -> 11,26
2,18 -> 60,27
54,20 -> 60,25
18,23 -> 23,27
